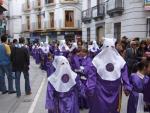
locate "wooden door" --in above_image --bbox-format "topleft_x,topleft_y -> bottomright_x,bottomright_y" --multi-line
65,11 -> 74,27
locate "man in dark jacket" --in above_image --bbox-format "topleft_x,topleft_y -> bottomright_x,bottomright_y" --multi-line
11,37 -> 31,97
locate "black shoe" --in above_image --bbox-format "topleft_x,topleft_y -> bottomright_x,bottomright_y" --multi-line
16,95 -> 21,98
26,92 -> 32,95
8,91 -> 16,94
2,90 -> 8,94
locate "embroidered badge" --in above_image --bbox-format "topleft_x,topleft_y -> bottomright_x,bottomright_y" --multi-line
106,63 -> 114,72
61,74 -> 69,83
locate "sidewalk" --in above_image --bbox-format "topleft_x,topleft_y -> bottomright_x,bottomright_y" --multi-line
0,58 -> 46,113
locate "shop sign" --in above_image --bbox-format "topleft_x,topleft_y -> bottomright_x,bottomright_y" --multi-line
144,0 -> 150,10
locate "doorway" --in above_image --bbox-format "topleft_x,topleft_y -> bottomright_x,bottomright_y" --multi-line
114,22 -> 121,39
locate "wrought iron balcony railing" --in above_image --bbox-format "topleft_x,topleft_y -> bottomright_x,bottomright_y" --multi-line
92,4 -> 105,20
82,8 -> 92,23
107,0 -> 124,17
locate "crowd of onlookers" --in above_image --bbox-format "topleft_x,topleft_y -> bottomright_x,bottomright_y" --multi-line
115,36 -> 150,75
0,35 -> 31,98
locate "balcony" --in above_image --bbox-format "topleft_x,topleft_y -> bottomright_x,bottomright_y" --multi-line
60,0 -> 79,4
22,3 -> 31,12
32,22 -> 43,31
22,24 -> 30,32
59,20 -> 81,30
33,1 -> 42,10
44,21 -> 55,30
107,0 -> 124,17
82,8 -> 92,23
45,0 -> 56,7
92,4 -> 105,20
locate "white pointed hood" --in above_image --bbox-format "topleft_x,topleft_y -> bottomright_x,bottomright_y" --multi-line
58,40 -> 69,51
89,40 -> 100,52
48,56 -> 77,92
92,38 -> 126,81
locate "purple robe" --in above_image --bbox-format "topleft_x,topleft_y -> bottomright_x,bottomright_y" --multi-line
77,56 -> 92,109
59,51 -> 69,58
45,77 -> 84,113
35,49 -> 40,64
46,60 -> 55,77
144,76 -> 150,103
43,53 -> 48,71
32,48 -> 36,59
86,65 -> 132,113
127,74 -> 149,113
89,49 -> 101,59
53,48 -> 60,56
70,54 -> 81,70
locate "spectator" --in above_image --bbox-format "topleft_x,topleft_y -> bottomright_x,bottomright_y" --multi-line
136,40 -> 147,62
11,37 -> 31,97
115,41 -> 125,58
125,41 -> 138,75
0,35 -> 16,94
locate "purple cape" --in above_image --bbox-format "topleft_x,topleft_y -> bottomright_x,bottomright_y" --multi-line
45,77 -> 85,113
86,65 -> 132,113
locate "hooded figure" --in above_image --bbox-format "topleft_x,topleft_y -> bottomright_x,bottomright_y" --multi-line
88,40 -> 100,58
46,56 -> 84,113
70,42 -> 78,52
87,38 -> 132,113
40,42 -> 49,70
42,42 -> 49,54
88,40 -> 100,52
58,40 -> 69,57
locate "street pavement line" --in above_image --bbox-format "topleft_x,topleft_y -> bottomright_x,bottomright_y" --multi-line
28,76 -> 46,113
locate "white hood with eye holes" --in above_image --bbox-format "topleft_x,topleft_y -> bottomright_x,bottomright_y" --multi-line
48,56 -> 77,92
88,40 -> 100,52
92,38 -> 126,81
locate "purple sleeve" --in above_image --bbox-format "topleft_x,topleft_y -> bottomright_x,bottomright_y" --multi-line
121,64 -> 132,92
84,66 -> 97,96
73,56 -> 81,69
76,76 -> 85,96
45,82 -> 55,110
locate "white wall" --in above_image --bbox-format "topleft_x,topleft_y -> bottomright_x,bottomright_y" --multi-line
8,0 -> 24,39
45,0 -> 82,29
105,0 -> 150,39
82,0 -> 150,41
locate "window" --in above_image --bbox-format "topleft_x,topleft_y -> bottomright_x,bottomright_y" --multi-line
46,0 -> 54,4
87,28 -> 91,44
65,11 -> 74,27
61,0 -> 78,3
27,0 -> 30,8
26,16 -> 30,30
97,0 -> 104,4
37,15 -> 41,29
88,0 -> 91,9
147,18 -> 150,37
37,0 -> 41,6
114,22 -> 121,39
96,26 -> 105,42
49,12 -> 54,28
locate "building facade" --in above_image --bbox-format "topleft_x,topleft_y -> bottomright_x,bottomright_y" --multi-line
0,0 -> 8,37
21,0 -> 82,43
8,0 -> 22,39
82,0 -> 150,43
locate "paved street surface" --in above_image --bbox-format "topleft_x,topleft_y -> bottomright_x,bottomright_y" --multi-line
0,58 -> 128,113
